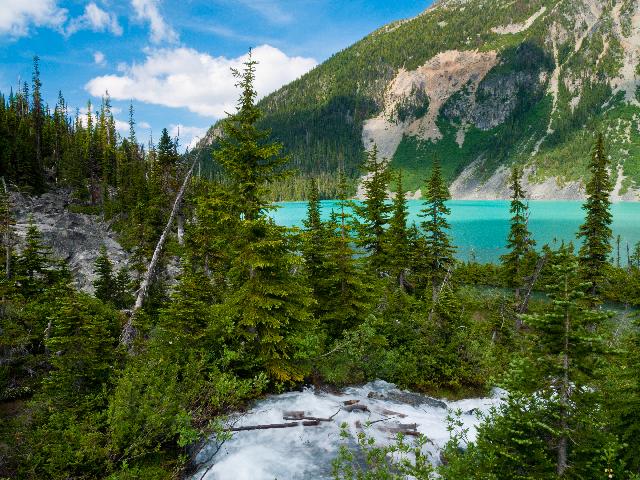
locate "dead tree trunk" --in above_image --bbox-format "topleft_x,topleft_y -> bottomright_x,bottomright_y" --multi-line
177,212 -> 185,246
518,253 -> 549,315
428,267 -> 452,323
120,157 -> 197,346
557,275 -> 571,476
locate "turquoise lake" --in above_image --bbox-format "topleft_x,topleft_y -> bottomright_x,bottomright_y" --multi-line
270,200 -> 640,264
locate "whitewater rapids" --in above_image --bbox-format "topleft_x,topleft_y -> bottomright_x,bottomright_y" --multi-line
192,380 -> 505,480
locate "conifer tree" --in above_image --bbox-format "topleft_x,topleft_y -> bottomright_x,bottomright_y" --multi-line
352,144 -> 391,275
185,182 -> 239,301
221,218 -> 314,381
0,181 -> 15,278
611,314 -> 640,473
631,241 -> 640,270
214,50 -> 290,221
386,171 -> 411,290
522,243 -> 608,476
318,172 -> 371,339
577,134 -> 613,299
44,294 -> 118,405
113,267 -> 133,309
159,262 -> 217,347
302,177 -> 329,313
93,245 -> 116,304
419,158 -> 455,295
31,56 -> 45,193
501,165 -> 535,302
15,218 -> 53,296
214,51 -> 315,381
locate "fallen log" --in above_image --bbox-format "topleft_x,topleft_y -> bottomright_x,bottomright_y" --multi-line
343,399 -> 360,406
377,422 -> 418,435
229,420 -> 320,432
344,404 -> 369,413
379,409 -> 408,418
283,411 -> 304,419
120,154 -> 198,346
283,415 -> 334,422
386,429 -> 421,437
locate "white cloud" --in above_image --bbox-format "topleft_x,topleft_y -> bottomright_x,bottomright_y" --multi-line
94,51 -> 106,66
115,118 -> 149,133
66,2 -> 122,36
131,0 -> 178,44
169,124 -> 208,150
0,0 -> 67,38
114,119 -> 130,133
85,44 -> 317,118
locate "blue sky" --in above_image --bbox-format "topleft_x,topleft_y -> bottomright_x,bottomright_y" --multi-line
0,0 -> 432,149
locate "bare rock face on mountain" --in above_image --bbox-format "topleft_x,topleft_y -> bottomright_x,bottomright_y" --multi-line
11,190 -> 130,292
199,0 -> 640,200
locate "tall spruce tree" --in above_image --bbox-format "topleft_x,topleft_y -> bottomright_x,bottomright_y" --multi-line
93,245 -> 116,304
113,267 -> 133,309
522,243 -> 608,476
214,50 -> 315,381
221,218 -> 315,381
302,177 -> 329,314
0,181 -> 14,278
419,158 -> 455,296
352,144 -> 391,275
610,313 -> 640,473
501,165 -> 535,303
43,294 -> 118,405
214,50 -> 290,221
577,134 -> 613,299
386,171 -> 411,290
15,219 -> 53,296
318,169 -> 371,339
31,56 -> 45,193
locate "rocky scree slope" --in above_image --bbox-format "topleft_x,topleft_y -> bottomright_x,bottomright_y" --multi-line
201,0 -> 640,200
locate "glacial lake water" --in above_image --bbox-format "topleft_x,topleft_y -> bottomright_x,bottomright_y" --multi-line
270,200 -> 640,264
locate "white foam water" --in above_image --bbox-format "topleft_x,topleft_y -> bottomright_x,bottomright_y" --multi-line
192,380 -> 505,480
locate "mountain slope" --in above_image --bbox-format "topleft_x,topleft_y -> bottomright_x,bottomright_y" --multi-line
204,0 -> 640,200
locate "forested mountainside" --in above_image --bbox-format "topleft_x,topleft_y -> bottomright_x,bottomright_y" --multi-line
199,0 -> 640,200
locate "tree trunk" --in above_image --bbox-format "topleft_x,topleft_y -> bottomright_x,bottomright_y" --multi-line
120,157 -> 197,346
428,268 -> 451,323
557,277 -> 570,476
518,253 -> 549,314
177,212 -> 185,246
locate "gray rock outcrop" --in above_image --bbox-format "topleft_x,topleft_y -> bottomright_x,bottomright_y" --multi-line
11,190 -> 130,293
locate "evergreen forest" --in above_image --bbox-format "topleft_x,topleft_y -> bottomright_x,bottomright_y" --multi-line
1,55 -> 640,480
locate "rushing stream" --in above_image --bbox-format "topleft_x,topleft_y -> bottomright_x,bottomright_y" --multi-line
192,381 -> 505,480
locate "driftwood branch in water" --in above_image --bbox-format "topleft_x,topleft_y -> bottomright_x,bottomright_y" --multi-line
283,415 -> 334,422
120,157 -> 197,346
343,404 -> 370,413
229,420 -> 321,432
